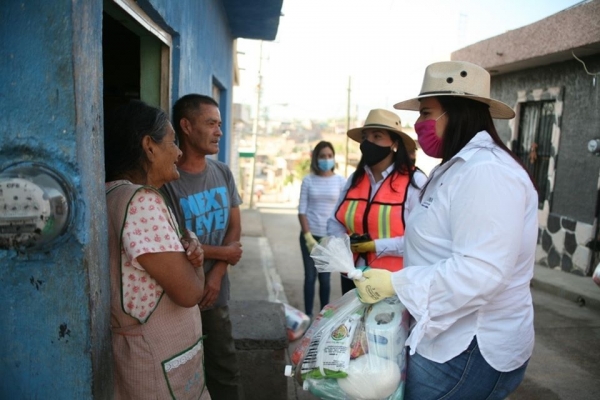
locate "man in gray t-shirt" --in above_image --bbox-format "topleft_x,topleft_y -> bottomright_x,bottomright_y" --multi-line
163,158 -> 242,306
162,94 -> 244,400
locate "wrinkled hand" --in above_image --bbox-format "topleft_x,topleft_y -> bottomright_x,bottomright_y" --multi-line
350,240 -> 376,254
303,232 -> 318,253
224,241 -> 243,265
181,230 -> 204,268
199,267 -> 224,309
354,268 -> 395,304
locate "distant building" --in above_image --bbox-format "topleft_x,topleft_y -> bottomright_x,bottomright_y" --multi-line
452,0 -> 600,276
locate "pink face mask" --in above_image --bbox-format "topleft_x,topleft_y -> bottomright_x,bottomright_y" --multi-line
414,112 -> 446,158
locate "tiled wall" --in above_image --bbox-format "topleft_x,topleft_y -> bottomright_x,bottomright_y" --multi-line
507,85 -> 596,275
537,213 -> 593,276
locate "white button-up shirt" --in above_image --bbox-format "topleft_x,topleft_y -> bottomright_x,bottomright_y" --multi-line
327,165 -> 427,267
392,131 -> 538,372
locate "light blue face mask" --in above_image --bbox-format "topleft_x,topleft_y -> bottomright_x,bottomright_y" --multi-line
318,159 -> 335,172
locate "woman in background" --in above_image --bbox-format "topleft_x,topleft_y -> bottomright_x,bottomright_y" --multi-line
298,141 -> 346,318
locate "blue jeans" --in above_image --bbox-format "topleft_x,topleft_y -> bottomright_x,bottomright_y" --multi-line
340,274 -> 356,294
299,232 -> 331,317
406,337 -> 528,400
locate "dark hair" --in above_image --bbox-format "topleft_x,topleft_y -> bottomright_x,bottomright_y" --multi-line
437,97 -> 531,173
417,96 -> 534,199
172,94 -> 219,138
350,131 -> 420,190
310,141 -> 336,174
104,100 -> 170,181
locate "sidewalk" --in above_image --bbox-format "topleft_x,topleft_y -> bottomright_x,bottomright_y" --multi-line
531,263 -> 600,310
230,206 -> 285,303
230,205 -> 304,399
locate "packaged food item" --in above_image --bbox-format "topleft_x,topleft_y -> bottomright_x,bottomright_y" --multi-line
301,307 -> 363,379
271,282 -> 311,341
290,290 -> 360,366
286,235 -> 410,400
337,354 -> 401,399
349,319 -> 367,359
366,297 -> 408,364
283,303 -> 311,341
289,292 -> 409,399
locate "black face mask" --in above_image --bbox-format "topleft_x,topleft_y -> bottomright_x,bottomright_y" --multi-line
360,140 -> 392,166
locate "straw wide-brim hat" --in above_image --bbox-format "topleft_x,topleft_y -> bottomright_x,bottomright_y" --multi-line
393,61 -> 515,119
347,109 -> 416,152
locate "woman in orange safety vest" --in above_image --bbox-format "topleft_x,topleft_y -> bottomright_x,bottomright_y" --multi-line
327,109 -> 427,294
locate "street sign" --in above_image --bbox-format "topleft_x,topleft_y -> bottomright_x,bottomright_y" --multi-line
239,151 -> 255,158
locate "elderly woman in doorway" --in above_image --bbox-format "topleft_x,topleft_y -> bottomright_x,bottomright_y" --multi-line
104,100 -> 211,400
327,109 -> 427,294
354,61 -> 538,400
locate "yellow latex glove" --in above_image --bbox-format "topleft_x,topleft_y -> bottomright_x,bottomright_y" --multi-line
350,240 -> 376,254
354,268 -> 395,304
304,232 -> 318,253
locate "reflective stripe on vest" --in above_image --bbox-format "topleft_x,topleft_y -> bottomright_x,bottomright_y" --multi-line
334,171 -> 409,272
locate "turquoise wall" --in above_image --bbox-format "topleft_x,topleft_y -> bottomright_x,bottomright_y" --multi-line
0,0 -> 111,398
0,0 -> 236,398
144,0 -> 234,163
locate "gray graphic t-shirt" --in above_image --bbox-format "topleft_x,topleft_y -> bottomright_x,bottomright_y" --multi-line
161,158 -> 242,308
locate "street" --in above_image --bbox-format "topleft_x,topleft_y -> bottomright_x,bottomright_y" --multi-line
256,203 -> 600,400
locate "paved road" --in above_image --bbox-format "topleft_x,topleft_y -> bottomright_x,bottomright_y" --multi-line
257,204 -> 600,400
515,290 -> 600,399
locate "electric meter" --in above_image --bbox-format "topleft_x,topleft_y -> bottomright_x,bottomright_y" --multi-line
0,163 -> 74,250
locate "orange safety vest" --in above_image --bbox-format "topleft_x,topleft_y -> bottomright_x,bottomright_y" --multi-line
334,171 -> 409,272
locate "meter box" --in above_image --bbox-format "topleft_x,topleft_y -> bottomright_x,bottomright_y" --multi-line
0,163 -> 74,250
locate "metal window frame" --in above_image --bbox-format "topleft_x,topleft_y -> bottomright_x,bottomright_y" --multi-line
515,100 -> 556,208
509,86 -> 564,224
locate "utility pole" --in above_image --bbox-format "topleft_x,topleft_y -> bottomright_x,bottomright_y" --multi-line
249,41 -> 263,209
344,76 -> 352,177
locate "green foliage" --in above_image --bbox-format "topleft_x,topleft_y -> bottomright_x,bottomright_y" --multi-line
295,158 -> 311,179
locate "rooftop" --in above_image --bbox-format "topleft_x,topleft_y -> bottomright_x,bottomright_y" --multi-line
451,0 -> 600,75
223,0 -> 284,40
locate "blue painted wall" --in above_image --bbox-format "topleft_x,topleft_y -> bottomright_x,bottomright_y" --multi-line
144,0 -> 235,163
0,0 -> 237,397
0,0 -> 111,398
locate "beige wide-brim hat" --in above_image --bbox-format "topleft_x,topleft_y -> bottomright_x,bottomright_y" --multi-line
393,61 -> 515,119
347,109 -> 416,152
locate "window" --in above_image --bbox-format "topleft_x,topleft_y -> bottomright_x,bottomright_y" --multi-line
212,84 -> 221,105
103,0 -> 171,115
213,81 -> 228,163
513,100 -> 555,209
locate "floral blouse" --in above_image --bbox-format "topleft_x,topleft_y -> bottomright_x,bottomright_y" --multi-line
109,182 -> 184,323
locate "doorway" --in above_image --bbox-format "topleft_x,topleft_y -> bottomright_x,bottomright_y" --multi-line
102,0 -> 171,117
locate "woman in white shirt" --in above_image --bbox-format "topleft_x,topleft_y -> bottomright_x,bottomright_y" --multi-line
354,61 -> 537,400
327,109 -> 427,294
298,141 -> 346,318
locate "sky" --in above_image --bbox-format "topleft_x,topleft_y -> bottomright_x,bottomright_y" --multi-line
234,0 -> 584,125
